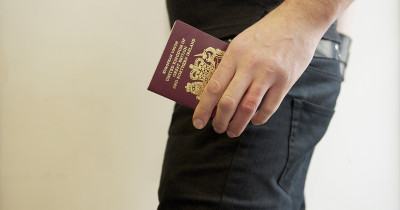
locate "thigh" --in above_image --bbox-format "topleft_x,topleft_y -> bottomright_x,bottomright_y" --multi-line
158,57 -> 342,210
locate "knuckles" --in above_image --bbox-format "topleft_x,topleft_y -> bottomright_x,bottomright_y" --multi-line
263,56 -> 293,81
251,84 -> 266,97
206,78 -> 222,95
218,95 -> 237,112
238,100 -> 258,115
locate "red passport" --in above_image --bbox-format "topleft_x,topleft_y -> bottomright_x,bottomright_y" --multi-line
148,20 -> 229,111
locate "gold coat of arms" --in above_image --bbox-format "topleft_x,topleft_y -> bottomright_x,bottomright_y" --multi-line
185,47 -> 225,100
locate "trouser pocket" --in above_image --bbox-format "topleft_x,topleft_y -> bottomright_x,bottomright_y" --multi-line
278,98 -> 335,193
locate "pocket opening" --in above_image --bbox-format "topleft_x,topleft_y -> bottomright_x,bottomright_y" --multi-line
278,98 -> 335,193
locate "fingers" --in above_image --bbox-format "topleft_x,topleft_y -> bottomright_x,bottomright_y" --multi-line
193,63 -> 287,137
192,53 -> 236,129
225,81 -> 270,137
212,72 -> 252,133
192,36 -> 293,137
251,85 -> 287,125
194,69 -> 288,137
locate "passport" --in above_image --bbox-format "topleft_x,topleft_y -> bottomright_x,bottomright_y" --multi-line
148,20 -> 229,111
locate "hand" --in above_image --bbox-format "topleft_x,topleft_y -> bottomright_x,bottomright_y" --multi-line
192,0 -> 349,138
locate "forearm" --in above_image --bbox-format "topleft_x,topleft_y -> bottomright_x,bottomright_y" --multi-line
286,0 -> 354,20
258,0 -> 355,40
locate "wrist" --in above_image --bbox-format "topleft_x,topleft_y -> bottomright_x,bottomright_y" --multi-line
256,1 -> 328,46
267,0 -> 351,40
287,0 -> 339,23
290,1 -> 338,34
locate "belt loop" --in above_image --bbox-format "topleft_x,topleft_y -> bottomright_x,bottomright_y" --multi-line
338,33 -> 352,81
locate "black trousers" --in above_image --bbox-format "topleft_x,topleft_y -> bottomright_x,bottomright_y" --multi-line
158,53 -> 342,209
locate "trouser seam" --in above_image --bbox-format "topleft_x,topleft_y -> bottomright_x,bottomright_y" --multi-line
217,139 -> 241,209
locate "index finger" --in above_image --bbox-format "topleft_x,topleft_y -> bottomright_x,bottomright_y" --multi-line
192,53 -> 236,129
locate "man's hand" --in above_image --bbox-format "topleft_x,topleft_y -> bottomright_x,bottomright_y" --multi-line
192,0 -> 354,138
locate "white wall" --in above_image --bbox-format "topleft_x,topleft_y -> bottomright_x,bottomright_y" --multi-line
306,1 -> 400,209
0,0 -> 398,210
0,1 -> 171,209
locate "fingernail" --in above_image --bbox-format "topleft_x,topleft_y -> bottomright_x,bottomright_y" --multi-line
193,118 -> 204,129
251,120 -> 261,125
251,116 -> 262,125
227,131 -> 237,138
213,127 -> 224,134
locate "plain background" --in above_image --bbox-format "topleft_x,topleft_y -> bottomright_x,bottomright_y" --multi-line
0,0 -> 399,210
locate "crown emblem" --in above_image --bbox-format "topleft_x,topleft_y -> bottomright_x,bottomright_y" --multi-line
185,47 -> 225,100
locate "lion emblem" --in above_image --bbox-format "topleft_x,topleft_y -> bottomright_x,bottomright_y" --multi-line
185,47 -> 225,100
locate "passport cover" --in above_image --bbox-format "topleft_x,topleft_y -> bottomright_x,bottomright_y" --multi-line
148,20 -> 229,111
